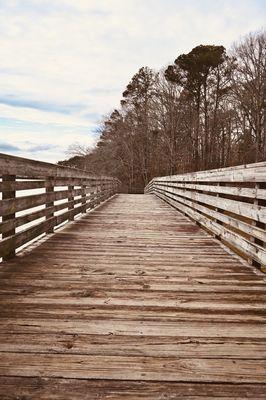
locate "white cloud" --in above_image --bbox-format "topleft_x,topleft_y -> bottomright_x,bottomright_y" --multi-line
0,0 -> 265,162
0,104 -> 93,127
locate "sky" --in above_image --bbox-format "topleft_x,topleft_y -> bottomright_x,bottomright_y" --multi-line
0,0 -> 265,163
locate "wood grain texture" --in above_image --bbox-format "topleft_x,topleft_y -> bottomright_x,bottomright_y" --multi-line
0,378 -> 266,400
0,153 -> 120,259
145,161 -> 266,268
0,194 -> 265,398
155,190 -> 266,265
0,152 -> 117,180
145,160 -> 266,183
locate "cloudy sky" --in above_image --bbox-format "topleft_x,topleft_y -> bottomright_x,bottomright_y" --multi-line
0,0 -> 265,162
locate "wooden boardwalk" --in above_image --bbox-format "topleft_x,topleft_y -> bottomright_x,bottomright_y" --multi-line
0,194 -> 265,399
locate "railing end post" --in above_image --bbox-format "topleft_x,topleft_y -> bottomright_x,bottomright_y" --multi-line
2,175 -> 16,261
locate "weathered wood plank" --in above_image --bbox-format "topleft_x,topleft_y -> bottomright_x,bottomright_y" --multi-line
0,304 -> 265,323
1,277 -> 265,291
1,334 -> 265,359
0,154 -> 120,260
157,181 -> 266,200
1,353 -> 266,382
0,177 -> 115,192
154,183 -> 266,223
155,190 -> 266,266
1,318 -> 265,338
0,378 -> 265,400
0,188 -> 84,216
0,194 -> 265,397
2,175 -> 16,260
1,289 -> 265,304
0,203 -> 91,258
0,197 -> 86,234
146,160 -> 266,183
0,152 -> 117,180
145,162 -> 266,268
0,179 -> 46,191
155,188 -> 266,242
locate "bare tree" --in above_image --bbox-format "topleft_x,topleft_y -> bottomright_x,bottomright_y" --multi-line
231,30 -> 266,161
61,31 -> 266,192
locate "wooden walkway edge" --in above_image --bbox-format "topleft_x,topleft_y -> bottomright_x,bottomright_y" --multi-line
0,194 -> 265,398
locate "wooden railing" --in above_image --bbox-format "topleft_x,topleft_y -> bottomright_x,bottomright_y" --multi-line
0,153 -> 120,261
145,162 -> 266,269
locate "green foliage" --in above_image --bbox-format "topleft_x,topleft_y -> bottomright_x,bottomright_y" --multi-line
166,45 -> 226,94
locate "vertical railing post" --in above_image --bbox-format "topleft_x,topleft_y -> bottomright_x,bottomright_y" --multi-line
105,181 -> 109,200
112,179 -> 116,196
2,175 -> 16,260
105,180 -> 110,200
110,180 -> 114,197
250,183 -> 264,268
214,182 -> 223,239
95,181 -> 101,206
259,182 -> 266,271
46,177 -> 54,233
193,180 -> 201,228
88,180 -> 95,209
68,184 -> 74,221
81,180 -> 87,213
100,181 -> 104,203
105,180 -> 108,199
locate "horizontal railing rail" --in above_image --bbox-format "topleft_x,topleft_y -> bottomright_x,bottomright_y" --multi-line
145,161 -> 266,269
0,153 -> 120,261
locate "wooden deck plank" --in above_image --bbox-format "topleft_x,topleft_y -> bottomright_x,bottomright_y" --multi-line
1,318 -> 266,338
0,378 -> 266,400
0,334 -> 265,359
1,306 -> 265,323
1,353 -> 266,383
0,194 -> 265,397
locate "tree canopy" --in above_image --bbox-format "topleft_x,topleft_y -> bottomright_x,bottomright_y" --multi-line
59,30 -> 266,193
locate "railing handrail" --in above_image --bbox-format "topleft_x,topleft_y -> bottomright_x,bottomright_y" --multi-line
0,152 -> 116,180
145,161 -> 266,269
0,153 -> 120,261
147,161 -> 266,185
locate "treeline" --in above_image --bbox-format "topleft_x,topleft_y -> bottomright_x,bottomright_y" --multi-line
59,30 -> 266,192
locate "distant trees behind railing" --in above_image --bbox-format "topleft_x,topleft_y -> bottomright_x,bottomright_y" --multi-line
59,30 -> 265,193
145,161 -> 266,270
0,153 -> 120,261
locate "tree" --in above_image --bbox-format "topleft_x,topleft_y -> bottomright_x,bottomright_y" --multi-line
121,67 -> 157,187
165,45 -> 230,169
61,31 -> 265,192
231,30 -> 266,161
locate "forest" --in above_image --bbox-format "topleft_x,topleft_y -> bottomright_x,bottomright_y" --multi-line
59,30 -> 266,192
